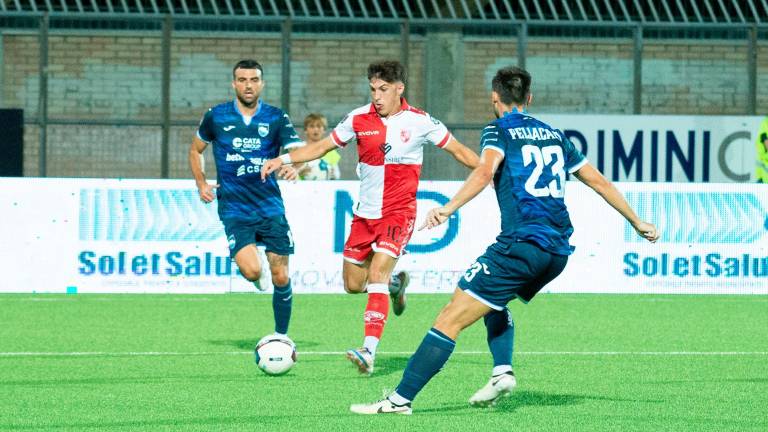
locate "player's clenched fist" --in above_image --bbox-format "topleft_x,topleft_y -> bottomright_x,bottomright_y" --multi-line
197,182 -> 219,203
632,221 -> 660,243
277,165 -> 299,181
261,158 -> 283,181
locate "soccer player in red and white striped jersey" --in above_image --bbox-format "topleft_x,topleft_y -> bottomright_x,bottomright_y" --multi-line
262,60 -> 479,375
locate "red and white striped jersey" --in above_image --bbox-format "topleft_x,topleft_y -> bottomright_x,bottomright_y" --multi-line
331,99 -> 452,219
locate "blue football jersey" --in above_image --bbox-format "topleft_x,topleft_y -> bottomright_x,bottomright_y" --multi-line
481,110 -> 587,255
197,100 -> 303,222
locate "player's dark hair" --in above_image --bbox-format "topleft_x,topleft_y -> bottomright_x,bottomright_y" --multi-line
492,66 -> 531,105
367,60 -> 407,84
233,59 -> 263,79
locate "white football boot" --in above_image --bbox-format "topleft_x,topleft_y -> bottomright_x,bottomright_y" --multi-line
350,398 -> 412,415
345,347 -> 374,375
469,372 -> 517,407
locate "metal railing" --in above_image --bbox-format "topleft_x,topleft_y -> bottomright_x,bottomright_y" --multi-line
1,8 -> 765,177
1,0 -> 767,23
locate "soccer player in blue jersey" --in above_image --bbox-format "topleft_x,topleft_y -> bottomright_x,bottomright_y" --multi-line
350,66 -> 659,415
189,59 -> 302,338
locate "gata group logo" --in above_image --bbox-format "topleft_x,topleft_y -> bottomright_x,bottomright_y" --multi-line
232,137 -> 261,152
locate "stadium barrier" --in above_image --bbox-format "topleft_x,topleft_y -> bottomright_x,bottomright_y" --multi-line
539,115 -> 764,183
1,178 -> 766,294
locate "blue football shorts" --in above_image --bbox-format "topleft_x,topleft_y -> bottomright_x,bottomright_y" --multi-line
222,215 -> 294,258
457,240 -> 568,310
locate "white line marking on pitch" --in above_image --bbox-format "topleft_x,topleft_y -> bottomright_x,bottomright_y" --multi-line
0,351 -> 766,358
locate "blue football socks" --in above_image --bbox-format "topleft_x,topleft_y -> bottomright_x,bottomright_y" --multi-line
394,328 -> 456,402
485,308 -> 514,370
272,279 -> 293,335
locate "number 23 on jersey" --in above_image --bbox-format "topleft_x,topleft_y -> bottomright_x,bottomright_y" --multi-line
521,144 -> 565,198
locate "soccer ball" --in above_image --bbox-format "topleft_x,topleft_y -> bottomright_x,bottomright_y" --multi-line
300,159 -> 329,180
254,334 -> 297,375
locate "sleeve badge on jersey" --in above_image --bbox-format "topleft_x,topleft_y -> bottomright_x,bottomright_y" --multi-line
258,123 -> 270,137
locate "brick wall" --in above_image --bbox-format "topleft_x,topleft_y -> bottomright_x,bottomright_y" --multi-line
642,41 -> 750,114
2,31 -> 765,179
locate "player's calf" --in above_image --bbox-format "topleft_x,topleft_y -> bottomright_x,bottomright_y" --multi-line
389,271 -> 409,316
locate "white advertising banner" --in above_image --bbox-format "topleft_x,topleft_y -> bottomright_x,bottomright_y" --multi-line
0,178 -> 765,294
537,115 -> 764,183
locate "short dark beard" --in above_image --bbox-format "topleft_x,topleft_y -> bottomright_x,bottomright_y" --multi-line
236,93 -> 258,109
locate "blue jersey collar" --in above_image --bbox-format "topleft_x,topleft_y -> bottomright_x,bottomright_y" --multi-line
233,99 -> 263,125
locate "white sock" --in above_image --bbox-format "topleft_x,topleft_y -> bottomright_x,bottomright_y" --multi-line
492,365 -> 513,376
388,391 -> 411,405
363,336 -> 379,356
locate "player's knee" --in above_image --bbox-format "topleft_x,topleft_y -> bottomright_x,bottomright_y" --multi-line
343,281 -> 365,294
271,267 -> 289,287
240,266 -> 261,282
342,271 -> 365,293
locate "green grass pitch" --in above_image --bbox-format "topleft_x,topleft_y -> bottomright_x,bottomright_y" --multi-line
1,293 -> 766,431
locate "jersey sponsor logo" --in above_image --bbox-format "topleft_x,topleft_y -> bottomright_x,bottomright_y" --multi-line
379,143 -> 392,154
258,123 -> 270,137
223,125 -> 236,131
357,130 -> 380,137
226,153 -> 245,162
400,129 -> 411,143
236,159 -> 266,176
429,115 -> 443,126
232,137 -> 261,151
508,127 -> 562,142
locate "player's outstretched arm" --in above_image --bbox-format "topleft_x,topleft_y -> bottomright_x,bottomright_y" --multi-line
261,136 -> 337,181
572,163 -> 659,243
443,137 -> 480,169
189,135 -> 218,203
420,148 -> 502,230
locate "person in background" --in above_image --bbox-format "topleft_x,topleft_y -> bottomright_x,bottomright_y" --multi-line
298,113 -> 342,180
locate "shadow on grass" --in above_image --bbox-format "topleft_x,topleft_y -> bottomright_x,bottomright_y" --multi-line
368,355 -> 410,377
416,390 -> 664,414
